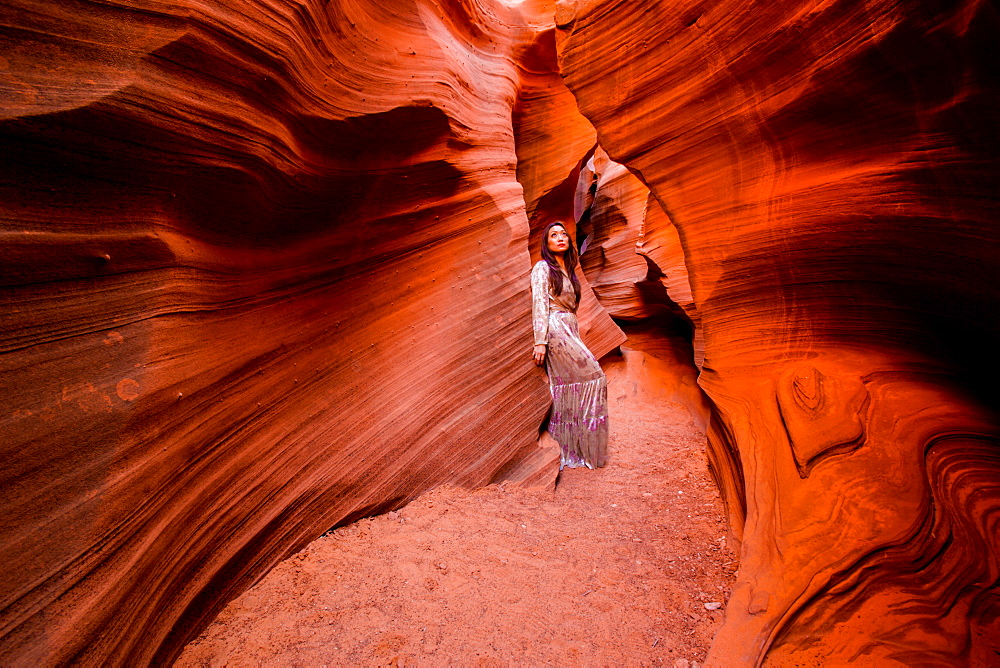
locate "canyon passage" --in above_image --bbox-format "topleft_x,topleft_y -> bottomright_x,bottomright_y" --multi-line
177,325 -> 736,666
2,0 -> 999,665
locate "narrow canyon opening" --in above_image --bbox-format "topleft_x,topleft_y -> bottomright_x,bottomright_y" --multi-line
3,0 -> 999,665
176,136 -> 734,665
163,31 -> 727,645
176,319 -> 735,667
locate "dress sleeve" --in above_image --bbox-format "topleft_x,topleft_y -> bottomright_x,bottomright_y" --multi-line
531,261 -> 550,346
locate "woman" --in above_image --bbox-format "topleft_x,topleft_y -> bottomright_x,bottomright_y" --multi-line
531,221 -> 609,469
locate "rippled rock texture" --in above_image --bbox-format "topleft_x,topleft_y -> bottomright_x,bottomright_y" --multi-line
558,0 -> 1000,664
6,0 -> 1000,664
0,0 -> 625,662
512,25 -> 624,355
576,147 -> 703,363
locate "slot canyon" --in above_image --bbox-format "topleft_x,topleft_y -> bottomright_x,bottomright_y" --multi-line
1,0 -> 998,665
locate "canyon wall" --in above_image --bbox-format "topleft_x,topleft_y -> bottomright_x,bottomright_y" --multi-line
576,148 -> 703,356
0,0 -> 622,662
557,0 -> 1000,664
512,27 -> 624,354
5,0 -> 998,664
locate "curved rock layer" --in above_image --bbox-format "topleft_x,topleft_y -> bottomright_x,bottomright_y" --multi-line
510,24 -> 624,355
558,0 -> 1000,664
578,147 -> 660,321
0,0 -> 628,663
576,148 -> 703,359
575,147 -> 734,530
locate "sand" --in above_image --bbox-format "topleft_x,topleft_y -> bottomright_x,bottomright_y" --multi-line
178,330 -> 736,666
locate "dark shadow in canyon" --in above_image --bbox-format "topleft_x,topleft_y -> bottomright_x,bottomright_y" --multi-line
0,103 -> 463,247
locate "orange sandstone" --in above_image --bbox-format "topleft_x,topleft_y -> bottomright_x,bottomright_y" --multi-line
0,0 -> 590,662
557,0 -> 1000,664
3,0 -> 999,665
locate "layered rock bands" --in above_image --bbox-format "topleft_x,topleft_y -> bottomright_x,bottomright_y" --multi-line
557,0 -> 1000,664
0,0 -> 622,662
4,0 -> 1000,665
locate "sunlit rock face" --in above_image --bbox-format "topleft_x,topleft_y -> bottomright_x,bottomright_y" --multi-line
576,147 -> 704,363
558,0 -> 1000,664
0,0 -> 597,662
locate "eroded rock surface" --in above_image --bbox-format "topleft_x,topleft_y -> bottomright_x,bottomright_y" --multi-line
511,21 -> 624,355
576,147 -> 704,365
557,0 -> 1000,664
174,324 -> 729,666
0,0 -> 623,663
6,0 -> 999,664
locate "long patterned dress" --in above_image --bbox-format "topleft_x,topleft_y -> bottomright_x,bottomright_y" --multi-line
531,260 -> 609,469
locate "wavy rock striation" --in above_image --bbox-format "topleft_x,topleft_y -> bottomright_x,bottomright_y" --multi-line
0,0 -> 626,662
510,20 -> 624,355
576,148 -> 703,361
577,148 -> 659,321
6,0 -> 999,664
558,0 -> 1000,664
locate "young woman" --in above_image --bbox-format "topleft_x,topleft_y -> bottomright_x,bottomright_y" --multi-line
531,221 -> 609,469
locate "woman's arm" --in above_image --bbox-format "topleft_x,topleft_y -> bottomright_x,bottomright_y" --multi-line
531,262 -> 549,366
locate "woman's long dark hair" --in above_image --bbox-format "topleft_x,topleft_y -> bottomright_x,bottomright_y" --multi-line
540,221 -> 581,301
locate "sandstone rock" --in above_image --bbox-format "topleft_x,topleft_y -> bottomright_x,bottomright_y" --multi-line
575,148 -> 704,364
558,0 -> 1000,664
491,430 -> 561,492
511,18 -> 625,358
7,0 -> 998,664
578,147 -> 660,321
0,0 -> 580,663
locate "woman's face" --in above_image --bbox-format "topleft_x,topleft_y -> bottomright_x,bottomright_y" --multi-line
547,225 -> 570,254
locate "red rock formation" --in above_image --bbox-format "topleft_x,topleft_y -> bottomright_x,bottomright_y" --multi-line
0,0 -> 627,663
8,0 -> 998,663
557,0 -> 1000,664
576,147 -> 703,362
577,148 -> 658,320
510,16 -> 625,355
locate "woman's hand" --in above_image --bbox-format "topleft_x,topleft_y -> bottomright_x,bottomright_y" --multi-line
533,344 -> 547,366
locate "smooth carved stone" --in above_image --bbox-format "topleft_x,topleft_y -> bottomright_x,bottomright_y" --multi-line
490,430 -> 562,492
748,591 -> 770,616
637,194 -> 705,367
512,18 -> 625,358
579,148 -> 661,321
514,27 -> 597,229
575,148 -> 703,363
558,0 -> 1000,664
553,0 -> 578,28
776,365 -> 868,478
0,0 -> 590,663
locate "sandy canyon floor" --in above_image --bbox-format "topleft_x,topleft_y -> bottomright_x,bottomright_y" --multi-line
178,328 -> 737,666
